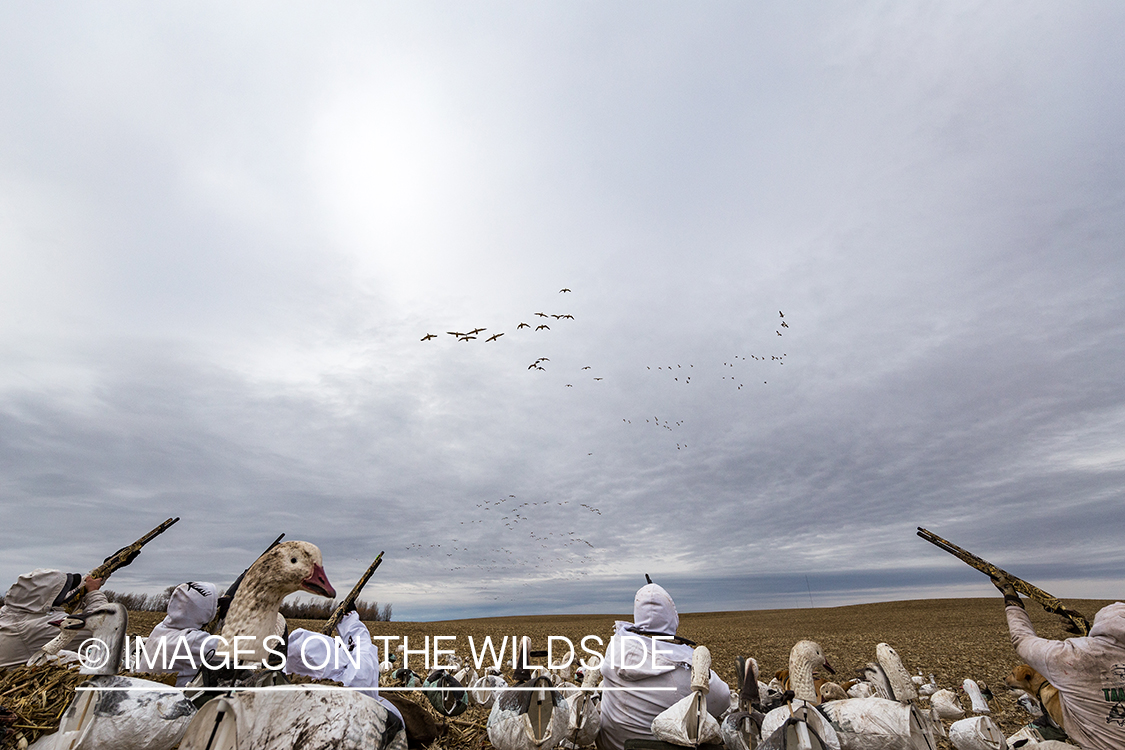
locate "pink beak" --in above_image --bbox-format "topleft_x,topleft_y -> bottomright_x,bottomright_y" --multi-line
301,564 -> 336,599
48,616 -> 65,627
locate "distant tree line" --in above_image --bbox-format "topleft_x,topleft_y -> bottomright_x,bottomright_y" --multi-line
96,588 -> 392,621
103,589 -> 172,612
0,588 -> 391,622
279,599 -> 392,622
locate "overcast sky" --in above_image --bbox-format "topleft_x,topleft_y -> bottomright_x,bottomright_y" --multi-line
1,3 -> 1122,621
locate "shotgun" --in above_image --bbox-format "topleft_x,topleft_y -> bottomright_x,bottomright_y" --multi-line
322,551 -> 384,635
917,526 -> 1089,635
62,516 -> 181,607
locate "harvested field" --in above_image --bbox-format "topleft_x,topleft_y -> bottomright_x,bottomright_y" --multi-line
355,597 -> 1113,747
86,597 -> 1125,748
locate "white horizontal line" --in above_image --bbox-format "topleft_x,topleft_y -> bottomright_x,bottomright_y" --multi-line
76,685 -> 675,693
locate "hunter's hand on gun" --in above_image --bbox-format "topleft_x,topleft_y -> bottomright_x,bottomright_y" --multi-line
105,546 -> 142,568
59,517 -> 180,608
215,595 -> 233,621
322,551 -> 383,636
991,575 -> 1023,609
918,526 -> 1090,635
1055,607 -> 1089,635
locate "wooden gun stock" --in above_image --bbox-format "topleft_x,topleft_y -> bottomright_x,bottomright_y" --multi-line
917,527 -> 1089,635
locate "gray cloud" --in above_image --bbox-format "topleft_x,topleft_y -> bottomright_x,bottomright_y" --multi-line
1,3 -> 1123,619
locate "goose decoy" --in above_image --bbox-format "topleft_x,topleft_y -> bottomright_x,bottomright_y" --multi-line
651,646 -> 722,746
963,678 -> 990,714
487,640 -> 570,750
818,643 -> 937,749
471,668 -> 508,708
36,603 -> 198,750
720,656 -> 764,750
178,543 -> 405,750
424,669 -> 469,717
758,641 -> 839,749
558,665 -> 601,748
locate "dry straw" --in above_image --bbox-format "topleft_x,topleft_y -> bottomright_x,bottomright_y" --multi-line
0,664 -> 177,750
0,664 -> 84,749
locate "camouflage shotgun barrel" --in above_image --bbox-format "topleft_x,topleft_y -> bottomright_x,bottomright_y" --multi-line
322,551 -> 384,636
63,516 -> 181,606
917,526 -> 1090,636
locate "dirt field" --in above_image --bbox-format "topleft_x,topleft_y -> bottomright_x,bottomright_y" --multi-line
126,596 -> 1117,747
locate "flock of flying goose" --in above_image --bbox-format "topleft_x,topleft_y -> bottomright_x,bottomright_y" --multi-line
401,495 -> 604,586
420,288 -> 577,344
420,291 -> 789,391
410,289 -> 797,593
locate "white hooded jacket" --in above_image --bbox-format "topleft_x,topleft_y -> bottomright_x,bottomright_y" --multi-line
284,610 -> 402,723
596,584 -> 731,750
139,581 -> 219,686
1007,602 -> 1125,750
0,569 -> 109,669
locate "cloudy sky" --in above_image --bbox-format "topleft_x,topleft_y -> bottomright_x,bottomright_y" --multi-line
1,3 -> 1122,621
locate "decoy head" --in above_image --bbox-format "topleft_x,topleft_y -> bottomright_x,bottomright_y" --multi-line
54,604 -> 125,632
790,640 -> 835,676
246,541 -> 336,599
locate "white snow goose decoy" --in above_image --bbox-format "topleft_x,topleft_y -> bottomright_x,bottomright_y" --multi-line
789,641 -> 937,750
488,639 -> 571,750
29,603 -> 197,750
651,645 -> 723,747
558,662 -> 602,749
471,667 -> 509,708
177,542 -> 407,750
759,640 -> 840,750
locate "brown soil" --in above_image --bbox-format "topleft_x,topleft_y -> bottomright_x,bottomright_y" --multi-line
125,596 -> 1116,748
